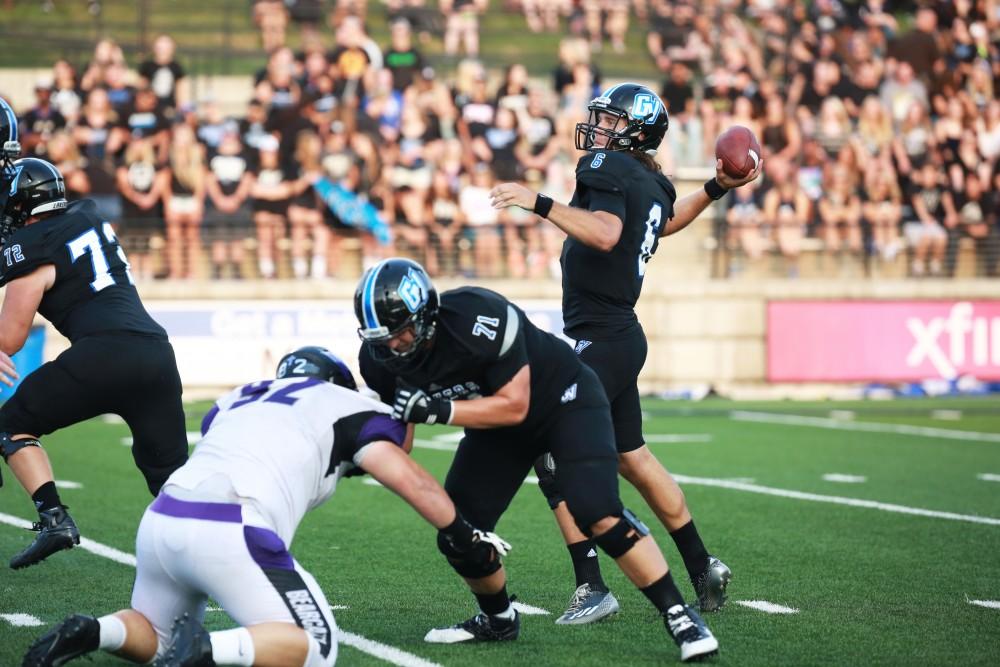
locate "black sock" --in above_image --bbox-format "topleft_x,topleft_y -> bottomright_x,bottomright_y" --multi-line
32,481 -> 62,513
568,540 -> 606,589
670,520 -> 710,582
641,572 -> 686,615
474,585 -> 510,617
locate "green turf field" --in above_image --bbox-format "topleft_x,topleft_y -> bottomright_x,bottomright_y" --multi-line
2,396 -> 999,666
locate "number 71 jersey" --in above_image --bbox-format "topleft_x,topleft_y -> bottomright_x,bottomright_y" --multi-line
0,199 -> 167,342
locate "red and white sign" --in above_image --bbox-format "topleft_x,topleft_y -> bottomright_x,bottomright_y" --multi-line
768,301 -> 1000,382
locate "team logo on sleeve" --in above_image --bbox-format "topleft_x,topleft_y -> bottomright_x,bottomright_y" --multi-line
397,268 -> 429,313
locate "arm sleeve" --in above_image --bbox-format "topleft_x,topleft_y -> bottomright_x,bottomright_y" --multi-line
0,230 -> 54,287
330,410 -> 407,472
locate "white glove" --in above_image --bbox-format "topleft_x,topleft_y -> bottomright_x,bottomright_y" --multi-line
473,530 -> 511,557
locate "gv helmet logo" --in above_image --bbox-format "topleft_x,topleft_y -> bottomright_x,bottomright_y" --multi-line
397,268 -> 427,313
631,94 -> 661,124
8,164 -> 23,195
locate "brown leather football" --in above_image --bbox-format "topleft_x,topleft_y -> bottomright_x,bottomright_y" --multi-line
715,126 -> 762,179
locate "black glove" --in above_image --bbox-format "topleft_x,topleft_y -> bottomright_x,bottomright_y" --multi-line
439,514 -> 512,556
392,385 -> 453,424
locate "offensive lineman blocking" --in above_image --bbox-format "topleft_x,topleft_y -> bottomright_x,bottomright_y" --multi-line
23,347 -> 509,667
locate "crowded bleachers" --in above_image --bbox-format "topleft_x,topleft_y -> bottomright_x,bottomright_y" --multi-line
4,0 -> 999,280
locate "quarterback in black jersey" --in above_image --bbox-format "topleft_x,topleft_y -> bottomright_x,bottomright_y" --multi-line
0,158 -> 188,570
356,257 -> 719,662
491,84 -> 762,623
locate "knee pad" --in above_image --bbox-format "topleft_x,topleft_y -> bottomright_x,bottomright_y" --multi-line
592,508 -> 650,559
304,631 -> 337,667
436,531 -> 503,580
533,453 -> 564,509
0,432 -> 41,462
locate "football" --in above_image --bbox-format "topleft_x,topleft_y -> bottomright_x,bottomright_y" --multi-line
715,126 -> 762,180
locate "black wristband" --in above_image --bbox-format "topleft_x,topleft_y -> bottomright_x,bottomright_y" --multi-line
439,513 -> 476,552
533,193 -> 554,218
432,398 -> 453,425
704,178 -> 729,201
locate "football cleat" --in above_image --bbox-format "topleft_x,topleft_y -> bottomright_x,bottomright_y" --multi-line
664,604 -> 719,662
554,583 -> 620,625
692,556 -> 732,612
10,506 -> 80,570
21,614 -> 99,667
424,609 -> 520,643
156,613 -> 215,667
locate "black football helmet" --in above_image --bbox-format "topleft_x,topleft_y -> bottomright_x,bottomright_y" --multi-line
354,257 -> 438,370
276,346 -> 357,390
2,158 -> 68,242
0,96 -> 19,166
575,83 -> 669,154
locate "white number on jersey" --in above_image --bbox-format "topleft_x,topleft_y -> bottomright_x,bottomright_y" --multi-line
66,223 -> 135,292
637,202 -> 662,277
472,315 -> 500,340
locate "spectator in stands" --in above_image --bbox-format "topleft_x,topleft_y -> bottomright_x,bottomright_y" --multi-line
80,38 -> 126,93
287,131 -> 328,279
888,5 -> 940,80
553,37 -> 600,101
329,14 -> 382,117
205,130 -> 255,279
522,0 -> 568,33
515,87 -> 559,179
427,168 -> 464,276
121,87 -> 170,163
252,0 -> 289,53
496,63 -> 530,113
582,0 -> 630,53
905,159 -> 955,277
441,0 -> 487,58
948,173 -> 997,276
760,93 -> 801,164
814,96 -> 854,159
384,18 -> 426,93
976,99 -> 1000,163
459,162 -> 502,277
818,164 -> 864,258
138,34 -> 189,114
727,182 -> 767,263
762,156 -> 809,276
892,101 -> 935,184
50,59 -> 82,125
18,79 -> 66,158
388,130 -> 434,266
880,61 -> 929,127
250,135 -> 293,279
117,137 -> 169,280
862,166 -> 903,261
74,88 -> 124,223
854,95 -> 894,159
286,0 -> 324,43
474,106 -> 521,182
165,124 -> 206,279
46,130 -> 90,199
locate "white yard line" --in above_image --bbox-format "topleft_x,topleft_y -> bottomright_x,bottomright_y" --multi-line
968,600 -> 1000,610
0,613 -> 45,627
55,480 -> 83,489
646,434 -> 713,444
735,601 -> 799,614
730,411 -> 1000,443
511,601 -> 550,615
0,512 -> 440,667
821,474 -> 867,484
670,476 -> 1000,527
977,474 -> 1000,483
120,432 -> 201,447
413,439 -> 459,452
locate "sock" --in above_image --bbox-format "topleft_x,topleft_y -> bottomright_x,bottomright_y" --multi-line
97,615 -> 126,652
209,627 -> 255,666
292,257 -> 308,278
258,258 -> 275,278
474,586 -> 511,618
567,540 -> 606,589
31,481 -> 61,513
641,572 -> 686,615
670,520 -> 711,582
310,255 -> 326,278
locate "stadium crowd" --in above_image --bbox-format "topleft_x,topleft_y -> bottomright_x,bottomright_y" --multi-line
6,0 -> 1000,279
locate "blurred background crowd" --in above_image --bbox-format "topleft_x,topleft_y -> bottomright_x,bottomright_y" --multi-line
2,0 -> 999,280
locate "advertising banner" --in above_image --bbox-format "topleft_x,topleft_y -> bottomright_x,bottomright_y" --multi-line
767,301 -> 1000,382
146,300 -> 566,387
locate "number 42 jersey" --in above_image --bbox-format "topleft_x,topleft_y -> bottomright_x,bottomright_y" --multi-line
0,199 -> 166,341
561,150 -> 677,340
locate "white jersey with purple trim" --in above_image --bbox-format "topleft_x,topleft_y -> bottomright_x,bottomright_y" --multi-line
164,377 -> 403,546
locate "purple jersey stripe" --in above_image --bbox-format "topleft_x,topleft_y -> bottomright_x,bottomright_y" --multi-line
150,492 -> 242,522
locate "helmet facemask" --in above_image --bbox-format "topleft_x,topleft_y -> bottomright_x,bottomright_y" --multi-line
575,105 -> 638,152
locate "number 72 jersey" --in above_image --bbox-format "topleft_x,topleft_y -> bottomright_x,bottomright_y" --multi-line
0,199 -> 167,342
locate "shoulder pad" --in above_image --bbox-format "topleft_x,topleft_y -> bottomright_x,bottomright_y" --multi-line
0,224 -> 54,286
575,151 -> 633,193
439,288 -> 519,358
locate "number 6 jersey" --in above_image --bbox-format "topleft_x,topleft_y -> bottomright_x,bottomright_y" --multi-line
0,199 -> 166,341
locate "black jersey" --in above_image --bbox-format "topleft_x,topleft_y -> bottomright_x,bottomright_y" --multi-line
360,287 -> 581,434
0,199 -> 167,342
561,151 -> 677,339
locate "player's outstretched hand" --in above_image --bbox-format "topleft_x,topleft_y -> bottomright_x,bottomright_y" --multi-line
0,351 -> 18,387
392,385 -> 453,425
473,529 -> 512,557
489,182 -> 536,211
715,158 -> 763,190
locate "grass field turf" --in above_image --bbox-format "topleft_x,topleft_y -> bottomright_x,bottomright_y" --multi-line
2,396 -> 999,666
